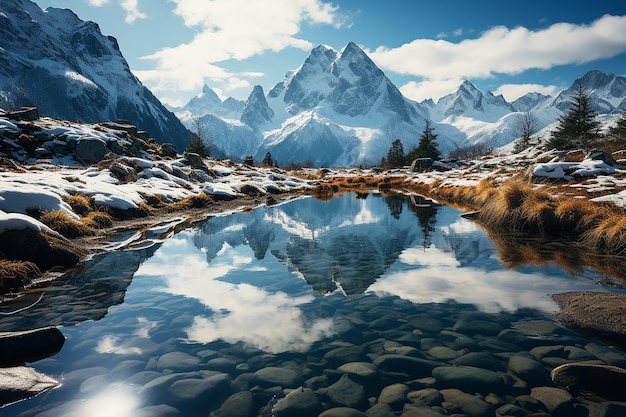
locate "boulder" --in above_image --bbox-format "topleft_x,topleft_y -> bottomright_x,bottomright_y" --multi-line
440,388 -> 495,417
551,363 -> 626,402
0,326 -> 65,367
6,107 -> 39,121
410,158 -> 433,172
326,374 -> 367,408
432,366 -> 504,394
272,388 -> 323,417
75,137 -> 107,164
530,386 -> 575,416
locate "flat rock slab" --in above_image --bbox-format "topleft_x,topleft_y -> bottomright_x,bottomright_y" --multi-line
551,291 -> 626,348
551,362 -> 626,402
0,366 -> 59,406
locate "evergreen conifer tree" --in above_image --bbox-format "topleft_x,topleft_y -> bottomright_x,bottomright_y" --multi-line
386,139 -> 405,167
408,120 -> 441,161
547,81 -> 599,149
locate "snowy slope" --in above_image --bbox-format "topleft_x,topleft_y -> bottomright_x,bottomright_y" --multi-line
0,0 -> 190,151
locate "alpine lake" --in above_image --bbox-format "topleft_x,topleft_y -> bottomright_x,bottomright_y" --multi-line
3,192 -> 626,417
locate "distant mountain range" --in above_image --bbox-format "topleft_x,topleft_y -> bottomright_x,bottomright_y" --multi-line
0,0 -> 190,151
175,47 -> 626,166
2,1 -> 625,166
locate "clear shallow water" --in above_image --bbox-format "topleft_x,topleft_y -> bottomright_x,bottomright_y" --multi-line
3,192 -> 626,416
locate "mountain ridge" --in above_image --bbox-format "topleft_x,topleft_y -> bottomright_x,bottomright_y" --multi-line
178,44 -> 626,166
0,0 -> 190,151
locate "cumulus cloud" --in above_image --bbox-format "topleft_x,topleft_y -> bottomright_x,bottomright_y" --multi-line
87,0 -> 109,6
120,0 -> 146,24
136,0 -> 343,99
370,14 -> 626,101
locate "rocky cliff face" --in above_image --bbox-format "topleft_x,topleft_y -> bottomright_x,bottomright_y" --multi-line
0,0 -> 190,151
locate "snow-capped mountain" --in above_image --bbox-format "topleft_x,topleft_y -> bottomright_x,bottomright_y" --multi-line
179,37 -> 626,167
178,42 -> 429,167
0,0 -> 190,151
550,69 -> 626,114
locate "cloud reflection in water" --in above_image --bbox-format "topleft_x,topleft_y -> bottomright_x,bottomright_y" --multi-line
137,235 -> 335,353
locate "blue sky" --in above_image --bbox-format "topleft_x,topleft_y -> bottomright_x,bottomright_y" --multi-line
36,0 -> 626,107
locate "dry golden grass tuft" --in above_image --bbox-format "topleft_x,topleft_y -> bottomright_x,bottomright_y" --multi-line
168,192 -> 213,210
82,211 -> 114,229
39,210 -> 96,238
63,194 -> 95,216
0,260 -> 40,293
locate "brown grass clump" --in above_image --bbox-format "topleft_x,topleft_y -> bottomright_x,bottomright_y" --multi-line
169,193 -> 213,210
0,260 -> 40,293
63,194 -> 95,216
39,210 -> 96,238
582,214 -> 626,255
82,211 -> 114,229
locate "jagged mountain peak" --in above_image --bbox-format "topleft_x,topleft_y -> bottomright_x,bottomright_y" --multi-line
240,85 -> 274,129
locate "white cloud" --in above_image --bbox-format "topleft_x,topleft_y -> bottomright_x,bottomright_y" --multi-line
120,0 -> 147,24
371,14 -> 626,101
87,0 -> 109,6
136,0 -> 343,100
494,83 -> 560,102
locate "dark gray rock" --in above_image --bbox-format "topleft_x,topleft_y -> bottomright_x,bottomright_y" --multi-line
373,354 -> 442,378
365,403 -> 395,417
273,388 -> 322,417
319,407 -> 367,417
407,388 -> 443,406
452,319 -> 503,336
530,386 -> 575,416
326,374 -> 367,408
254,367 -> 302,388
508,355 -> 551,386
156,352 -> 200,371
337,362 -> 378,379
167,373 -> 231,411
427,346 -> 459,361
450,352 -> 505,372
75,137 -> 107,164
432,366 -> 504,393
209,390 -> 256,417
377,383 -> 410,410
440,388 -> 495,417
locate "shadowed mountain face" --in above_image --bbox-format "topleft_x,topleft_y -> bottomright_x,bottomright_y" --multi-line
0,0 -> 190,151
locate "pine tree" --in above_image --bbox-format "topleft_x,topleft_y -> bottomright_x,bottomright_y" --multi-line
386,139 -> 405,167
262,152 -> 274,167
408,119 -> 440,160
547,81 -> 599,149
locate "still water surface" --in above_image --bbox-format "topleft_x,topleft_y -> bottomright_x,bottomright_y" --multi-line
3,192 -> 626,416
